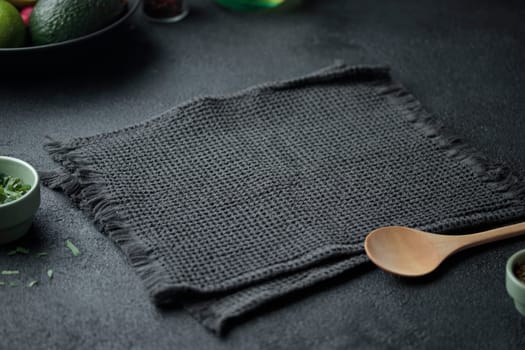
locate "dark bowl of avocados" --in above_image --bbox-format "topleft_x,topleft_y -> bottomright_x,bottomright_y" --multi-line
0,0 -> 141,54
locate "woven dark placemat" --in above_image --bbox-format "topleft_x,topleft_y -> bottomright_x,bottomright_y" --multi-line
41,62 -> 525,333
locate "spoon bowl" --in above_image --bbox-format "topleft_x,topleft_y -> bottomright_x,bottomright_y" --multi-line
365,223 -> 525,277
365,226 -> 444,276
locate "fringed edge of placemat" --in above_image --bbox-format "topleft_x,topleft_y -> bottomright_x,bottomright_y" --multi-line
39,143 -> 173,303
374,80 -> 525,231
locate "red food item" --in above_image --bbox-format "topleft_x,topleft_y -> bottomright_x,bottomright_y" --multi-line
144,0 -> 183,18
20,5 -> 33,26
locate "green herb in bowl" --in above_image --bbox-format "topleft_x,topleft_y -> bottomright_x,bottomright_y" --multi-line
0,156 -> 40,244
0,174 -> 31,204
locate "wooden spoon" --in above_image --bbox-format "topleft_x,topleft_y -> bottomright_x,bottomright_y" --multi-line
364,222 -> 525,277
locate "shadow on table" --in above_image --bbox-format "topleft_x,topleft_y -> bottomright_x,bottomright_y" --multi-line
3,224 -> 49,252
2,21 -> 158,87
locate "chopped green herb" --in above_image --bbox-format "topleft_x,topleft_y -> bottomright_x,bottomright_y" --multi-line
8,282 -> 17,287
7,247 -> 29,256
0,174 -> 31,204
65,240 -> 80,256
35,252 -> 48,257
15,246 -> 29,254
27,280 -> 38,288
47,269 -> 53,279
1,270 -> 19,275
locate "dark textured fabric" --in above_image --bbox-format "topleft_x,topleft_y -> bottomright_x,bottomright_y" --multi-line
41,63 -> 525,333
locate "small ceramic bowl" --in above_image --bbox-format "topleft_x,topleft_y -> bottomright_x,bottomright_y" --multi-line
506,248 -> 525,316
0,156 -> 40,244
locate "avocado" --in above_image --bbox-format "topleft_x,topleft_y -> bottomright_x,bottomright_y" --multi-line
29,0 -> 128,45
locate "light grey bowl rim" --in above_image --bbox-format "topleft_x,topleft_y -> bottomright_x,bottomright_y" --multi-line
0,156 -> 39,208
506,248 -> 525,289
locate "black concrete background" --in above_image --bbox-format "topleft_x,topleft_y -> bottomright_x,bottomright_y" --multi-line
1,0 -> 525,348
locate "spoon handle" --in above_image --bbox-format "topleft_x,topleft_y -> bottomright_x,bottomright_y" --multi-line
452,222 -> 525,251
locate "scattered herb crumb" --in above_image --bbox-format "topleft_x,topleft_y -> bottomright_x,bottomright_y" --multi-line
1,270 -> 19,275
47,269 -> 53,279
15,246 -> 29,254
36,252 -> 48,257
7,246 -> 30,256
65,240 -> 80,256
514,264 -> 525,283
8,282 -> 17,287
27,280 -> 38,288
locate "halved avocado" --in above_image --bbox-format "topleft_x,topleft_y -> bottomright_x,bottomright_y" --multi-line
29,0 -> 128,45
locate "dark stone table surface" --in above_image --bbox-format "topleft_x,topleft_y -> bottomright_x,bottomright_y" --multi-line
1,0 -> 524,348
